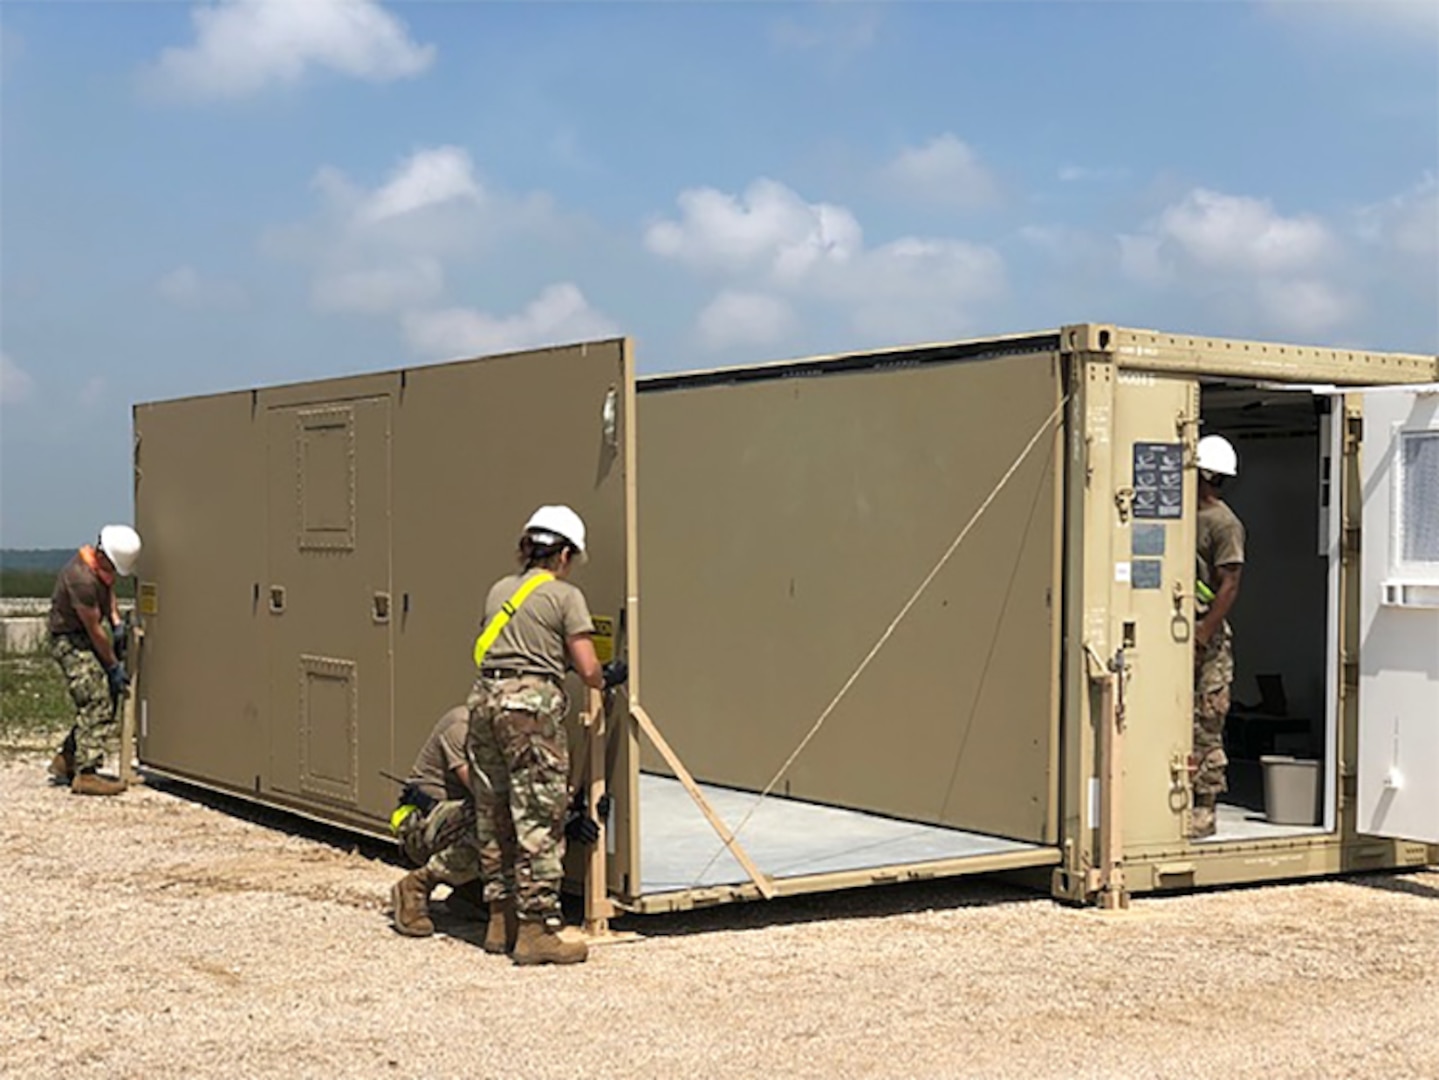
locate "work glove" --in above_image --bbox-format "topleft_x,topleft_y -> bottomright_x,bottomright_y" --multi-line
398,783 -> 438,816
562,788 -> 611,846
601,659 -> 629,690
106,662 -> 131,698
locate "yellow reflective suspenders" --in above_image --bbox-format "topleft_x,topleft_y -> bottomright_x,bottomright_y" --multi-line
472,571 -> 556,668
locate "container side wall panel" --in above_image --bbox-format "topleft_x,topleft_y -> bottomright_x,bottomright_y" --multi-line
637,352 -> 1062,842
134,394 -> 266,788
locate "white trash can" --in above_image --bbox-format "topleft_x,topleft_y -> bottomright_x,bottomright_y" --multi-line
1260,755 -> 1320,826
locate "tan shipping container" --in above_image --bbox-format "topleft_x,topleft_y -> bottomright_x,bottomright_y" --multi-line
131,325 -> 1439,922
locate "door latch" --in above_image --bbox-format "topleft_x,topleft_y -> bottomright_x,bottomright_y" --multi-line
1115,487 -> 1135,523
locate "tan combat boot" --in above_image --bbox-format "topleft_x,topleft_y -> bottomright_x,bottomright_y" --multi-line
391,868 -> 438,937
49,733 -> 77,785
49,752 -> 75,785
482,898 -> 518,955
512,919 -> 588,966
1189,795 -> 1217,840
70,771 -> 126,797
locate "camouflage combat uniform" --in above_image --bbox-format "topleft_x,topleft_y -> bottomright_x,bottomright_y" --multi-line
467,568 -> 594,927
1193,499 -> 1246,806
394,705 -> 480,887
47,551 -> 120,773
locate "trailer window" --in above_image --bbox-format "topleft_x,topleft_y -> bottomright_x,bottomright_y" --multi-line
1399,431 -> 1439,566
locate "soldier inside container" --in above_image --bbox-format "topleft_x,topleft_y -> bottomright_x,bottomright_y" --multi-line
46,524 -> 142,796
1191,435 -> 1245,840
389,704 -> 487,937
467,505 -> 627,966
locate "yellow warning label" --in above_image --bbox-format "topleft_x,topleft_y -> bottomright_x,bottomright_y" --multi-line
592,615 -> 615,664
138,582 -> 159,617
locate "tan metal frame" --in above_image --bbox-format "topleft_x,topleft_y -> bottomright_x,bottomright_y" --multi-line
1050,325 -> 1439,907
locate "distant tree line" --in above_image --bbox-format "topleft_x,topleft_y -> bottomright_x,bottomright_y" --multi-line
1,550 -> 135,599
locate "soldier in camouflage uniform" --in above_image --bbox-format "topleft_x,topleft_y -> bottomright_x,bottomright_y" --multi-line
467,505 -> 626,966
46,525 -> 143,796
389,705 -> 484,937
1192,436 -> 1245,840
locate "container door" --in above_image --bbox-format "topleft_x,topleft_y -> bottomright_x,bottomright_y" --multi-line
1108,372 -> 1200,853
266,396 -> 394,820
1355,385 -> 1439,844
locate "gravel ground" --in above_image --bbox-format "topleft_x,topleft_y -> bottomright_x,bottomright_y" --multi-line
3,753 -> 1438,1080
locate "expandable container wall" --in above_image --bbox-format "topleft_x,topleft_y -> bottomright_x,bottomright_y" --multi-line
634,346 -> 1065,844
134,342 -> 638,887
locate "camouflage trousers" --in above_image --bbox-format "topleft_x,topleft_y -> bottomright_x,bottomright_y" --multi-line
1193,630 -> 1234,799
395,798 -> 481,886
50,633 -> 118,773
466,675 -> 570,924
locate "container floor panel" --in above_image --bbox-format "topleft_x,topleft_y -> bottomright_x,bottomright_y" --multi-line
638,772 -> 1046,893
1198,800 -> 1328,844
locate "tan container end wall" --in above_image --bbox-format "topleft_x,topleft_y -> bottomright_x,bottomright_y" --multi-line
635,349 -> 1064,843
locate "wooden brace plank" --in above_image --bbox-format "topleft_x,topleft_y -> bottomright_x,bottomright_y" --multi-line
629,704 -> 776,899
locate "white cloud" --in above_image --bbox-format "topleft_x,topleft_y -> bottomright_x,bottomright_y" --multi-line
1264,0 -> 1439,40
1119,187 -> 1355,337
1254,278 -> 1360,337
649,177 -> 1005,346
156,265 -> 249,309
355,146 -> 482,225
1149,189 -> 1335,276
142,0 -> 435,102
1058,164 -> 1129,184
401,284 -> 619,360
645,178 -> 863,279
0,352 -> 35,406
264,145 -> 566,319
882,134 -> 999,210
1357,174 -> 1438,258
697,291 -> 797,351
312,256 -> 445,314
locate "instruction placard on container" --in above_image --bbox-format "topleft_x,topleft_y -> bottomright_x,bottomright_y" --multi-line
1132,442 -> 1184,520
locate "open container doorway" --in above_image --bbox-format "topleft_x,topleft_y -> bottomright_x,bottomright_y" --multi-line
1197,382 -> 1340,843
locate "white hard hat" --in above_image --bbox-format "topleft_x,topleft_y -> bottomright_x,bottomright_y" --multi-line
524,505 -> 587,558
1196,435 -> 1238,478
98,524 -> 143,576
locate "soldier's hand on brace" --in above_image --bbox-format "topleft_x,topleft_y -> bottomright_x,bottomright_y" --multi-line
601,659 -> 629,690
563,804 -> 600,845
563,787 -> 607,845
111,621 -> 128,662
106,662 -> 131,697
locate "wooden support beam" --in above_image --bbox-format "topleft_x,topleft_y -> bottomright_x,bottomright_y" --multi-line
629,703 -> 776,899
582,687 -> 614,934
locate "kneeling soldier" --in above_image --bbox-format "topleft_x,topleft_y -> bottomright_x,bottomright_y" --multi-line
390,705 -> 483,937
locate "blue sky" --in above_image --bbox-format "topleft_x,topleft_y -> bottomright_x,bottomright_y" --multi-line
1,0 -> 1436,547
